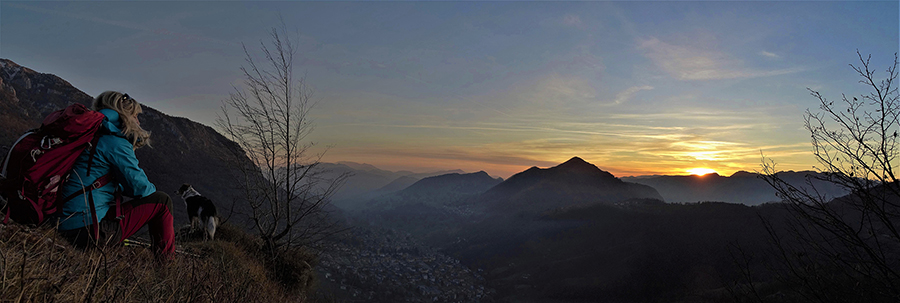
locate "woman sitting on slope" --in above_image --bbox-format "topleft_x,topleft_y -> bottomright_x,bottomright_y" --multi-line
57,91 -> 174,260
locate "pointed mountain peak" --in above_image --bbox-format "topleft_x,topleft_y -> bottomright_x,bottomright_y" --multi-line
550,156 -> 618,180
555,156 -> 600,171
560,156 -> 589,166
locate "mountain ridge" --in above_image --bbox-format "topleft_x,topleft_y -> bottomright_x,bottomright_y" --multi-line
622,170 -> 849,205
317,161 -> 468,210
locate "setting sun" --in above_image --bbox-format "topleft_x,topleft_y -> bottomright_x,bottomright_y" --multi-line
687,168 -> 718,176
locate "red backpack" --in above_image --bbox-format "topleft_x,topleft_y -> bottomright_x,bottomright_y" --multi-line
1,103 -> 108,225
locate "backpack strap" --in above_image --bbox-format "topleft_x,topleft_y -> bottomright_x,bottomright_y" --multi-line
58,173 -> 114,206
80,131 -> 122,223
2,131 -> 32,225
112,186 -> 123,223
0,131 -> 34,179
84,135 -> 102,240
87,188 -> 99,239
81,132 -> 124,239
84,135 -> 101,181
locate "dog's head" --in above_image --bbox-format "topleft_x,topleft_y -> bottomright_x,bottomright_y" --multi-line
175,183 -> 193,196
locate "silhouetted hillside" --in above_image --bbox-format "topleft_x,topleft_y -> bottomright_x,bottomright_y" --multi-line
393,171 -> 502,206
478,157 -> 663,215
316,162 -> 409,202
357,171 -> 502,240
374,175 -> 419,194
0,58 -> 253,226
316,161 -> 465,210
623,170 -> 849,205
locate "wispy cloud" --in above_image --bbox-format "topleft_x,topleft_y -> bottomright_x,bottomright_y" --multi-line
639,37 -> 802,80
320,122 -> 669,140
608,110 -> 757,122
511,74 -> 598,108
563,14 -> 583,27
758,50 -> 780,58
613,85 -> 653,104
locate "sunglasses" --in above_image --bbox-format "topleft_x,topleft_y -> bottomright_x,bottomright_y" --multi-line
121,93 -> 131,101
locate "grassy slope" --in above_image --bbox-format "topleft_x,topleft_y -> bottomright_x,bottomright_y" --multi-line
0,222 -> 318,302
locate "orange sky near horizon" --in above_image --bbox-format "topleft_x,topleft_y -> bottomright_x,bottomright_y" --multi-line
321,148 -> 818,179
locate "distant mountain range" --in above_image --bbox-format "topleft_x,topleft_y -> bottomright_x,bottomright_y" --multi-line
623,170 -> 850,205
326,156 -> 858,220
0,59 -> 255,225
351,157 -> 660,216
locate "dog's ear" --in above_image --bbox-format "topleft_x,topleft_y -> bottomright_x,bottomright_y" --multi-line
177,183 -> 191,193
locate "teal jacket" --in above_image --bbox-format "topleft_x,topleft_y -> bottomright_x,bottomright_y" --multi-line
57,108 -> 156,231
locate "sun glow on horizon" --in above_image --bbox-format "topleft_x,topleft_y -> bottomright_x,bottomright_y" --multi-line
687,168 -> 718,176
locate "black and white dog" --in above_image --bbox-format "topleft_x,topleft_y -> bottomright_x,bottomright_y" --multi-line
174,183 -> 218,240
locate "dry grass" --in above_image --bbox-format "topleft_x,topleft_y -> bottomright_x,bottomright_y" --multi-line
0,222 -> 317,302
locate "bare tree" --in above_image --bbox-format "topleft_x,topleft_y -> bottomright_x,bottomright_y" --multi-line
217,25 -> 348,254
760,52 -> 900,302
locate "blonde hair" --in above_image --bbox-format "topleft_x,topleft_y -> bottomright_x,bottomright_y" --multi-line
93,91 -> 151,149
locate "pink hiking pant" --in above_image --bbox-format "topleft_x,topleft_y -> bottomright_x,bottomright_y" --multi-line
60,191 -> 175,260
113,191 -> 176,259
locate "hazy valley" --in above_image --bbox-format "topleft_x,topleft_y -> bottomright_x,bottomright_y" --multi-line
315,156 -> 847,302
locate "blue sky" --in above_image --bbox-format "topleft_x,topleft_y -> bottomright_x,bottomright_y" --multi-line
2,1 -> 898,178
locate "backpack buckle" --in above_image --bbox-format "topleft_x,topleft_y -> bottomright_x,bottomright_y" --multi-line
40,137 -> 62,150
91,180 -> 104,190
